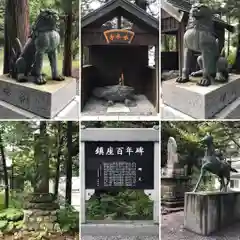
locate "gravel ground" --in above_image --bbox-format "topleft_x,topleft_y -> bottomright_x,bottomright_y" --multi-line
161,211 -> 240,240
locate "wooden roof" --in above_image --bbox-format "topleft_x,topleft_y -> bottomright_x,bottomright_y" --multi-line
162,0 -> 234,32
81,0 -> 159,33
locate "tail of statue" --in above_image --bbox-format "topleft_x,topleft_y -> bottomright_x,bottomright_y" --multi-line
220,47 -> 225,57
231,167 -> 238,173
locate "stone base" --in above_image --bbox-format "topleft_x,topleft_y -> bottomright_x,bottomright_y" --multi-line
0,96 -> 79,119
162,75 -> 240,119
23,194 -> 60,232
162,200 -> 184,208
161,176 -> 189,209
0,75 -> 76,118
23,209 -> 60,232
184,191 -> 240,236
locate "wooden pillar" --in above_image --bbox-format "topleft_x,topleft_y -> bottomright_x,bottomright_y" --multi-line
155,44 -> 159,112
177,22 -> 184,75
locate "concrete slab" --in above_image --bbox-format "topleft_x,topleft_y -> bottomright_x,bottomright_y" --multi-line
161,104 -> 194,120
81,222 -> 159,237
0,75 -> 76,118
162,75 -> 240,119
55,96 -> 79,120
0,100 -> 40,119
215,97 -> 240,119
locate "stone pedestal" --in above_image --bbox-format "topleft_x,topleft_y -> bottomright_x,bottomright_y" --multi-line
184,191 -> 240,236
0,75 -> 77,119
23,193 -> 60,232
161,176 -> 189,208
162,75 -> 240,119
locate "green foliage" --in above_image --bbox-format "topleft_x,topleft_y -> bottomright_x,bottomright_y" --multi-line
227,48 -> 237,65
57,205 -> 79,232
87,190 -> 153,220
162,121 -> 240,176
0,208 -> 23,221
0,208 -> 23,234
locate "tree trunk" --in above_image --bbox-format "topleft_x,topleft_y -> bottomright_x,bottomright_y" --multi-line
65,121 -> 72,205
62,1 -> 73,76
4,0 -> 29,73
0,131 -> 9,208
54,122 -> 64,199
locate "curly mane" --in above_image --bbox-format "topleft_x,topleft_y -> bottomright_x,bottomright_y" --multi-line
32,9 -> 58,32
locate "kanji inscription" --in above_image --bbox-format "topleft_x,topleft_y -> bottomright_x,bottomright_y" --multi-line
85,141 -> 154,189
104,29 -> 135,44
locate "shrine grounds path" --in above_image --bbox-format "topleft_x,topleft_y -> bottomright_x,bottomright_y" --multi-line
162,211 -> 240,240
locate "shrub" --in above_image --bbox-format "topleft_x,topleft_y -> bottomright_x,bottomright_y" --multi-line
86,190 -> 153,220
57,205 -> 79,233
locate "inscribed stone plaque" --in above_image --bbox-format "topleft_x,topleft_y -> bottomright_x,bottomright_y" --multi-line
85,141 -> 154,189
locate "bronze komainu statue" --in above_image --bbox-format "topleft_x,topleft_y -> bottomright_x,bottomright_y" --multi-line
193,134 -> 237,192
176,3 -> 229,86
10,9 -> 64,85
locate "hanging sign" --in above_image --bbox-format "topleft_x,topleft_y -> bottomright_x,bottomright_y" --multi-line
103,29 -> 135,44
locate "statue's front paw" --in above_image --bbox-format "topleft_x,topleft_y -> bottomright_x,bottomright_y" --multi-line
53,75 -> 65,81
197,77 -> 211,86
34,75 -> 47,85
107,100 -> 114,106
176,76 -> 189,83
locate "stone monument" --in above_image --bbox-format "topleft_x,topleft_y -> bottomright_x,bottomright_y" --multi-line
184,134 -> 240,236
0,9 -> 78,119
81,127 -> 160,237
161,137 -> 189,210
161,3 -> 240,119
23,131 -> 60,232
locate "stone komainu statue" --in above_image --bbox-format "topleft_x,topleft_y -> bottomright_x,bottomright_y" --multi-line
176,3 -> 229,86
10,9 -> 64,85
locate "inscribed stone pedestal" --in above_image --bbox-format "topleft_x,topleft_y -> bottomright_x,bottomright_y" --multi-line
162,75 -> 240,119
0,75 -> 76,118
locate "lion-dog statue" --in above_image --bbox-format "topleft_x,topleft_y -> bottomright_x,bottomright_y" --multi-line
10,9 -> 64,85
176,3 -> 229,86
